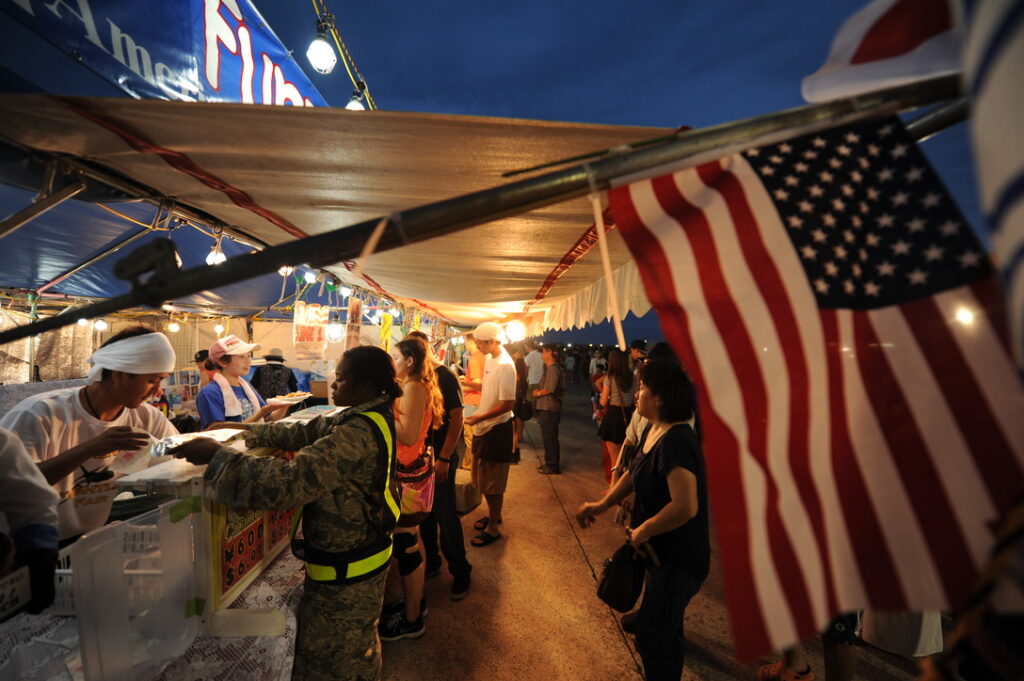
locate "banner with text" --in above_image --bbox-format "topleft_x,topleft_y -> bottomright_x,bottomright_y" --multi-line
2,0 -> 328,105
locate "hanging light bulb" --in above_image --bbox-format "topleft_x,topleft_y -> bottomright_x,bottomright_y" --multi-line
278,265 -> 294,277
214,323 -> 225,335
304,270 -> 318,284
505,320 -> 527,342
76,318 -> 88,327
345,92 -> 366,111
206,235 -> 226,265
168,321 -> 181,333
93,319 -> 108,331
306,18 -> 337,74
390,307 -> 400,318
326,322 -> 345,343
341,286 -> 353,298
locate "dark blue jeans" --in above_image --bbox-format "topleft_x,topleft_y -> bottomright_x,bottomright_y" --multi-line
420,452 -> 472,577
536,409 -> 561,468
634,564 -> 703,681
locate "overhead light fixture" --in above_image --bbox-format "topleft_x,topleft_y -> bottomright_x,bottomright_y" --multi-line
345,92 -> 366,111
168,321 -> 181,333
304,270 -> 318,284
326,322 -> 345,343
93,319 -> 108,331
214,323 -> 225,335
505,320 -> 527,342
341,286 -> 353,298
76,318 -> 88,327
390,307 -> 400,318
306,18 -> 337,74
206,234 -> 226,265
278,265 -> 294,277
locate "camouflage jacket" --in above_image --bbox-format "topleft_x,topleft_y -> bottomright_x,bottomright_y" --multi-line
204,395 -> 398,554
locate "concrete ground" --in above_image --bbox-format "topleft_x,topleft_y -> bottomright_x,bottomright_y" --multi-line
380,382 -> 921,681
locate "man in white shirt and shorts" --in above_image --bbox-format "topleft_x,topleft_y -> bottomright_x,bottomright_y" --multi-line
463,321 -> 516,547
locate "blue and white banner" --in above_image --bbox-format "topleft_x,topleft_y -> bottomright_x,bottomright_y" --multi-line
2,0 -> 328,106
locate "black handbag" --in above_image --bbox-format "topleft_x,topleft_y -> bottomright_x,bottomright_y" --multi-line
596,541 -> 645,612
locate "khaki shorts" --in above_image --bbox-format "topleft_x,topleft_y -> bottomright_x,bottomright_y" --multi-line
472,458 -> 511,495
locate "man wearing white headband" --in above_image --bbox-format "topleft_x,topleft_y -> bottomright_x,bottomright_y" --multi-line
0,325 -> 179,540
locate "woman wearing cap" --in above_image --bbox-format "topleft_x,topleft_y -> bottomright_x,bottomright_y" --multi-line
196,335 -> 283,430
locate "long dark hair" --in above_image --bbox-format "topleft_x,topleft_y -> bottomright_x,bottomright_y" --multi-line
343,346 -> 402,399
606,347 -> 633,394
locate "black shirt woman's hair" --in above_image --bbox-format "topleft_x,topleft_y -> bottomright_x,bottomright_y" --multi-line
638,359 -> 695,424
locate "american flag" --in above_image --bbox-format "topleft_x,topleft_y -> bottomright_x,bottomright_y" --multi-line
609,117 -> 1024,661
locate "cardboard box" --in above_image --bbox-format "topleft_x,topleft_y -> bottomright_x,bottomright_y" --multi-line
454,467 -> 481,514
309,380 -> 328,398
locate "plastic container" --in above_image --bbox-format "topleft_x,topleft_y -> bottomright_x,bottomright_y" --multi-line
71,500 -> 198,681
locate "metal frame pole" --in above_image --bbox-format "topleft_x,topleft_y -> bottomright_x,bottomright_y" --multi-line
0,75 -> 960,346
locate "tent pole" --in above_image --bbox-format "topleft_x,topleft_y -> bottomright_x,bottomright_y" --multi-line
0,74 -> 960,347
27,291 -> 38,382
0,182 -> 86,240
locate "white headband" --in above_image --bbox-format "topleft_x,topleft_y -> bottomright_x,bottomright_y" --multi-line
86,333 -> 177,383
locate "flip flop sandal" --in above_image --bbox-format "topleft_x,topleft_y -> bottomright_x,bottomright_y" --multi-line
471,532 -> 502,547
473,517 -> 502,531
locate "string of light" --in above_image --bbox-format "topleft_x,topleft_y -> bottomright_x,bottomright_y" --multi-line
308,0 -> 376,110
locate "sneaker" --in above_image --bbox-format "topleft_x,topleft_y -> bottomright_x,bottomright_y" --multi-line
378,611 -> 425,641
620,611 -> 638,634
381,596 -> 427,619
758,660 -> 815,681
451,573 -> 471,601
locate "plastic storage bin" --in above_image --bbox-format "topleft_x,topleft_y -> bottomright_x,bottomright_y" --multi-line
72,500 -> 198,681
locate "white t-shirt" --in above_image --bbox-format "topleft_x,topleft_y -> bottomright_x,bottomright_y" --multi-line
473,349 -> 516,437
0,427 -> 59,538
524,350 -> 544,385
0,388 -> 178,539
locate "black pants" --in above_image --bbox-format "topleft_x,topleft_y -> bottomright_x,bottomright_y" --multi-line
634,564 -> 703,681
421,451 -> 472,577
536,410 -> 561,468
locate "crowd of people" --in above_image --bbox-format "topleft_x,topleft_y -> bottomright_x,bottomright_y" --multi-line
0,321 -> 946,681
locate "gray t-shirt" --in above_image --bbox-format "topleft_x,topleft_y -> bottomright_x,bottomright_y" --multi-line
535,364 -> 563,412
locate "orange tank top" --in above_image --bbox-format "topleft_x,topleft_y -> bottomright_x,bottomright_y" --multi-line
394,402 -> 432,466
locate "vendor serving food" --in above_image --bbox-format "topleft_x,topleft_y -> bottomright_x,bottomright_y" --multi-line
0,326 -> 179,541
196,335 -> 286,429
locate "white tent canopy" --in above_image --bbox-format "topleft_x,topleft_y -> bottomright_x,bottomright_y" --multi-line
0,95 -> 666,328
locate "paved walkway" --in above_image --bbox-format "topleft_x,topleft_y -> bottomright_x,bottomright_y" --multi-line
380,383 -> 920,681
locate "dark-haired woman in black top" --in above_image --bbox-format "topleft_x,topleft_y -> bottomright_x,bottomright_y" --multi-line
578,358 -> 709,681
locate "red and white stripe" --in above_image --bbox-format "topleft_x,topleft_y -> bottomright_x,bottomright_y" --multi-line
802,0 -> 960,102
609,155 -> 1024,661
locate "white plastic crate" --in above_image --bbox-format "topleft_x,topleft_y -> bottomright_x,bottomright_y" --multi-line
71,500 -> 199,681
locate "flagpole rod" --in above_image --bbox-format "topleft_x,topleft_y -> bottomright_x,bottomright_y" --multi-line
904,97 -> 969,143
0,75 -> 960,346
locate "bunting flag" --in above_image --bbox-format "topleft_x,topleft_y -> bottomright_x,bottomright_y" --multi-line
609,116 -> 1024,660
965,0 -> 1024,373
802,0 -> 960,102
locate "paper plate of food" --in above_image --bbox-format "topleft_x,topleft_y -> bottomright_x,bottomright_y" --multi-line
269,391 -> 314,405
